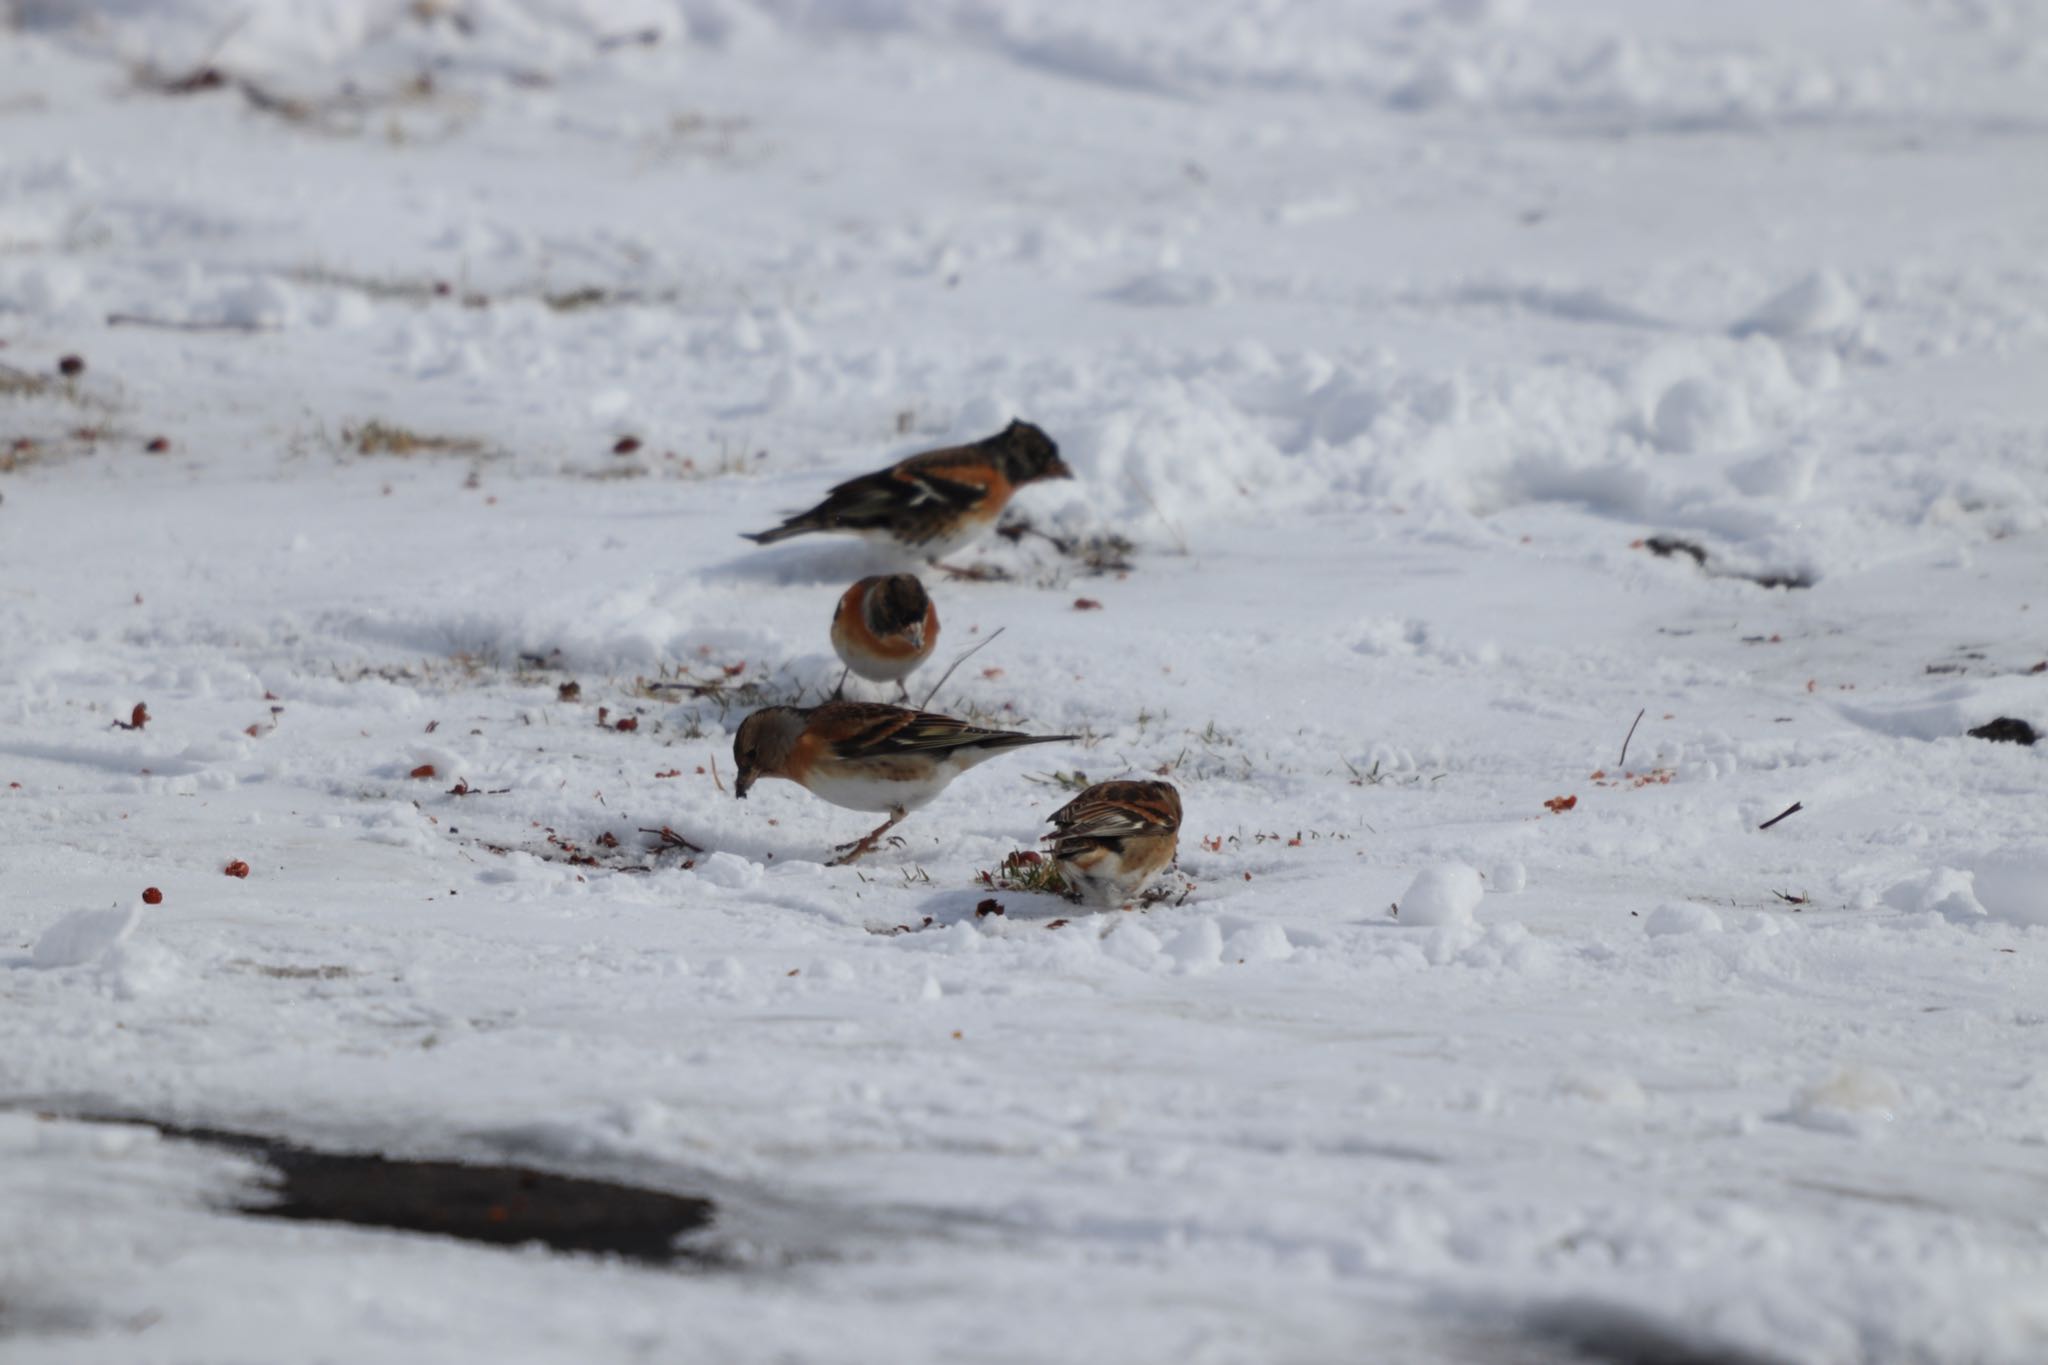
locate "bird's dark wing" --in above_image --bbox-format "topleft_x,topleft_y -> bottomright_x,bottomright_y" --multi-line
1047,781 -> 1182,839
813,702 -> 1068,758
743,443 -> 1008,545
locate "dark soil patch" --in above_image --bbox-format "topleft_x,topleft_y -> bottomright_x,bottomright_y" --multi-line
1643,535 -> 1708,567
1641,536 -> 1812,590
1967,717 -> 2039,746
131,1119 -> 715,1264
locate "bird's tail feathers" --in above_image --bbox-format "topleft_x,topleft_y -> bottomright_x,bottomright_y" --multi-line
980,731 -> 1078,751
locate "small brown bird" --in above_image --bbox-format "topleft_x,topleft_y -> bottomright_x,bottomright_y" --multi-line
742,419 -> 1071,561
733,701 -> 1074,865
831,574 -> 938,698
1044,779 -> 1183,907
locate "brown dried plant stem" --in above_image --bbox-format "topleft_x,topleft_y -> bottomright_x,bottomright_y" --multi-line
917,626 -> 1006,710
1758,801 -> 1804,831
1618,707 -> 1645,768
107,313 -> 278,332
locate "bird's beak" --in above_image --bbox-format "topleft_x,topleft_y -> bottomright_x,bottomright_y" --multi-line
1048,458 -> 1075,479
734,770 -> 754,799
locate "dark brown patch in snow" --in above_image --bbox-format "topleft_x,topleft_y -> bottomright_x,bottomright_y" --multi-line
68,1117 -> 717,1265
1967,717 -> 2038,746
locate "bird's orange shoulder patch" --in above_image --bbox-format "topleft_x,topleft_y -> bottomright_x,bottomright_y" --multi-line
783,725 -> 825,782
900,458 -> 1006,498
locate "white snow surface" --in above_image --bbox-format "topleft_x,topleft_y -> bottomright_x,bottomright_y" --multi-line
28,896 -> 146,967
1399,862 -> 1484,927
3,1 -> 2048,1362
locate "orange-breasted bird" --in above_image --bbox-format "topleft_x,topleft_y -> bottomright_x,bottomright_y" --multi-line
742,420 -> 1070,561
733,701 -> 1073,865
830,574 -> 938,698
1044,779 -> 1183,907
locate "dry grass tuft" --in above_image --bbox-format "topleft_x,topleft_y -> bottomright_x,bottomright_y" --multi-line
286,265 -> 686,314
343,420 -> 485,458
978,849 -> 1074,898
997,516 -> 1138,575
1024,769 -> 1094,793
575,446 -> 768,483
0,363 -> 55,398
631,661 -> 812,731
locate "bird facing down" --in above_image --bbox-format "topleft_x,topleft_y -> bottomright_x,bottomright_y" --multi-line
1044,779 -> 1183,907
742,420 -> 1071,561
831,574 -> 938,697
733,701 -> 1074,865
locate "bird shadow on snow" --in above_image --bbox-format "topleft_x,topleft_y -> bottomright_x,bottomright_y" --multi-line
1436,1293 -> 1797,1365
0,739 -> 206,778
699,536 -> 1053,591
584,809 -> 789,869
698,539 -> 915,589
909,884 -> 1082,929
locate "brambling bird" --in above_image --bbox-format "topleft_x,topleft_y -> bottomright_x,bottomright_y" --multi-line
733,700 -> 1074,865
742,419 -> 1071,562
1043,779 -> 1183,907
830,573 -> 938,699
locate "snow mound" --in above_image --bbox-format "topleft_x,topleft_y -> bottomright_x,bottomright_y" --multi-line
697,851 -> 765,890
1901,857 -> 2048,928
732,0 -> 2036,128
1966,852 -> 2048,928
1064,377 -> 1304,534
0,261 -> 89,317
1733,269 -> 1861,340
1223,922 -> 1293,964
33,0 -> 2029,135
32,898 -> 146,969
1885,868 -> 1986,923
1788,1065 -> 1904,1135
1158,918 -> 1224,975
1651,377 -> 1752,455
17,0 -> 689,76
1399,863 -> 1483,927
1644,902 -> 1722,936
1839,678 -> 2048,744
1055,327 -> 1891,572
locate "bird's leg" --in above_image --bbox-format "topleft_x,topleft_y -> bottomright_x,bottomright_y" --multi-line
828,808 -> 908,866
893,679 -> 910,702
831,665 -> 850,701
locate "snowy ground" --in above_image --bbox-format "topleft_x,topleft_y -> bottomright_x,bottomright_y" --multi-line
4,2 -> 2048,1361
